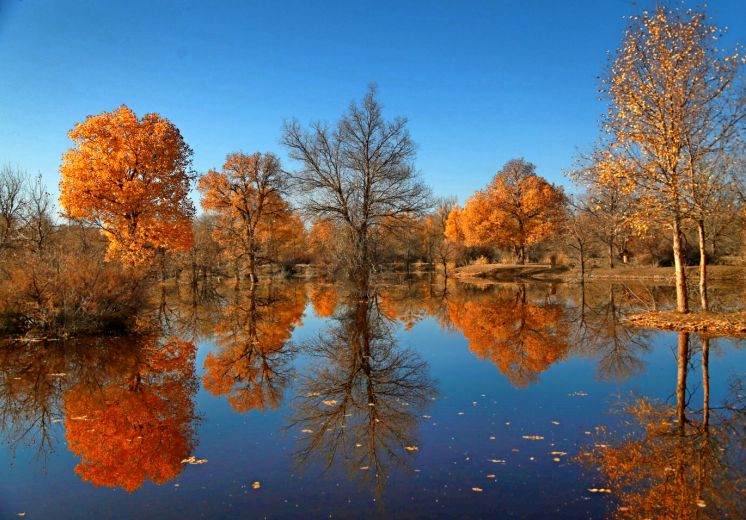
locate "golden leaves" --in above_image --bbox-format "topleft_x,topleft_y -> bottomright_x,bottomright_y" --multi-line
450,160 -> 565,258
59,105 -> 195,265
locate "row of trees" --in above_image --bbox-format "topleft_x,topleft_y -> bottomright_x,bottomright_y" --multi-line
1,4 -> 744,333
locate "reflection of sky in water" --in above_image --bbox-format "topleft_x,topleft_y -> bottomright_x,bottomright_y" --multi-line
0,281 -> 744,519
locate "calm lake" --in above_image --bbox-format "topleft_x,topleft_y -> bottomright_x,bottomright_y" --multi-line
1,279 -> 744,519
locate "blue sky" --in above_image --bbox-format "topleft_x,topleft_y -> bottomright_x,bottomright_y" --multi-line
0,0 -> 744,204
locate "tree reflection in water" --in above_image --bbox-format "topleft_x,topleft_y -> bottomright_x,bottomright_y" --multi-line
446,283 -> 569,387
569,283 -> 652,383
63,337 -> 199,492
201,282 -> 305,413
580,332 -> 745,519
290,281 -> 436,495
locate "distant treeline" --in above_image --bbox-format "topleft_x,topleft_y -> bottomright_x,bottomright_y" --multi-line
1,3 -> 744,335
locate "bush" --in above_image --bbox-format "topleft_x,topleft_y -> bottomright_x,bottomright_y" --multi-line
0,225 -> 149,336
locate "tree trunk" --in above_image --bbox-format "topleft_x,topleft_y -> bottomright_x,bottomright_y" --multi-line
608,241 -> 614,269
517,244 -> 526,265
697,219 -> 708,312
247,251 -> 258,286
579,244 -> 585,281
672,217 -> 689,313
676,332 -> 689,434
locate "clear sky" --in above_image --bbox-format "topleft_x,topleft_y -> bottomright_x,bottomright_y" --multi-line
1,0 -> 744,205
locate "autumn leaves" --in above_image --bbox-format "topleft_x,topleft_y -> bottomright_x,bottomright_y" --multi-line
60,105 -> 195,265
445,159 -> 565,265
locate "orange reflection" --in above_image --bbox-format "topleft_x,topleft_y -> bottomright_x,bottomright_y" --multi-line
63,338 -> 198,492
447,284 -> 568,386
309,283 -> 338,318
202,283 -> 305,412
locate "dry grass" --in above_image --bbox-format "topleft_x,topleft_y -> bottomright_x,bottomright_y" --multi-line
455,263 -> 569,281
581,265 -> 746,283
626,310 -> 746,337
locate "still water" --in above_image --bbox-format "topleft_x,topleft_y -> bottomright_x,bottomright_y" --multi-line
1,279 -> 744,519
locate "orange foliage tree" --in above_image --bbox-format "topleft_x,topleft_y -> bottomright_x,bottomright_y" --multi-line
597,5 -> 744,312
63,338 -> 198,492
307,219 -> 338,267
198,152 -> 293,284
202,283 -> 305,413
59,105 -> 195,265
452,159 -> 565,264
447,285 -> 568,386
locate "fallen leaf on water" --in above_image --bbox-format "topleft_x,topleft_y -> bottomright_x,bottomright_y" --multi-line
457,412 -> 464,416
322,400 -> 337,407
52,418 -> 62,423
181,456 -> 207,465
594,443 -> 609,448
359,466 -> 369,470
472,487 -> 483,492
489,436 -> 496,440
569,391 -> 588,397
252,481 -> 261,490
422,415 -> 432,419
486,474 -> 496,478
587,488 -> 611,493
696,500 -> 706,508
355,443 -> 363,447
522,435 -> 544,441
551,421 -> 560,425
553,457 -> 561,462
550,451 -> 567,456
488,459 -> 506,464
71,415 -> 88,421
307,392 -> 320,397
404,446 -> 419,452
584,431 -> 591,435
368,403 -> 376,407
300,429 -> 313,433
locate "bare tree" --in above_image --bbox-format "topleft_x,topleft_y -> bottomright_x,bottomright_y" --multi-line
282,86 -> 431,288
24,174 -> 54,254
0,164 -> 27,252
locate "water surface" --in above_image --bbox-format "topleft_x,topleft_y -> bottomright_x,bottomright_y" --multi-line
1,279 -> 743,518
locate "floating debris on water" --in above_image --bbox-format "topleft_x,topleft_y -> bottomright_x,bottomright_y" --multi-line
569,391 -> 588,397
404,446 -> 419,452
252,481 -> 261,490
471,487 -> 483,492
181,456 -> 208,465
522,435 -> 544,441
587,488 -> 611,493
322,400 -> 337,407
